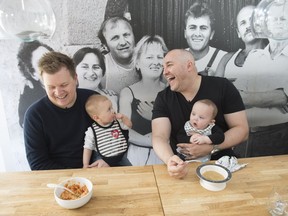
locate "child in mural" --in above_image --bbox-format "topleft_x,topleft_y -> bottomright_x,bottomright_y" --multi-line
83,94 -> 132,167
73,47 -> 118,111
17,40 -> 53,127
176,99 -> 224,162
184,1 -> 227,76
119,35 -> 168,165
98,16 -> 140,94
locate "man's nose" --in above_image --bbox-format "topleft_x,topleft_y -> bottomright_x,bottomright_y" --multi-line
118,36 -> 127,45
54,86 -> 63,94
193,28 -> 201,35
163,66 -> 168,75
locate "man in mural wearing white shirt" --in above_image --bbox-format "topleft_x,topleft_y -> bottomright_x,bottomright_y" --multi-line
184,1 -> 227,76
237,3 -> 288,157
98,16 -> 139,94
214,5 -> 267,79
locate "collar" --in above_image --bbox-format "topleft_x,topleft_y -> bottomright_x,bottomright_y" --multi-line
184,121 -> 215,135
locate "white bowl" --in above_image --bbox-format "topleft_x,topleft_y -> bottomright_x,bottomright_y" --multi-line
54,177 -> 93,209
196,164 -> 232,191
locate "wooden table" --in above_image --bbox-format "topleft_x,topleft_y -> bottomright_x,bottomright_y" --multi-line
0,155 -> 287,216
153,155 -> 288,216
0,166 -> 163,216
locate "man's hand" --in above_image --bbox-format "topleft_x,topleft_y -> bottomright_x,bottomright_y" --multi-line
167,155 -> 189,179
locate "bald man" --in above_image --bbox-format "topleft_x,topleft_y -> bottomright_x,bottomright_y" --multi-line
152,49 -> 248,178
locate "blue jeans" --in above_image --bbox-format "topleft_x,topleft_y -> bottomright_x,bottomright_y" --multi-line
234,122 -> 288,157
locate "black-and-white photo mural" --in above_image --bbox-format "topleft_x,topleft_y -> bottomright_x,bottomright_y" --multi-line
0,0 -> 287,171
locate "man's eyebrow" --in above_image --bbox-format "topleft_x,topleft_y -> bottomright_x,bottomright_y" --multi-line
164,60 -> 173,65
239,20 -> 245,25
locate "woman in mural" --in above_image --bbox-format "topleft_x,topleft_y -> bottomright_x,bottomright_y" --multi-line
17,40 -> 53,128
119,35 -> 168,165
73,47 -> 118,111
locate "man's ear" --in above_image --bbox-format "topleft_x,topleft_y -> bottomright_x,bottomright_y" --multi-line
210,30 -> 215,40
75,74 -> 79,87
236,29 -> 241,38
187,59 -> 196,72
184,29 -> 187,40
135,62 -> 140,71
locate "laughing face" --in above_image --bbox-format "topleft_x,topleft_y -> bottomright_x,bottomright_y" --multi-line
76,52 -> 103,90
163,50 -> 193,92
103,20 -> 135,63
42,66 -> 78,109
184,15 -> 214,52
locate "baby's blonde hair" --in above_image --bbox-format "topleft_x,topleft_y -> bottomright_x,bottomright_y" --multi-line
85,94 -> 109,118
195,99 -> 218,119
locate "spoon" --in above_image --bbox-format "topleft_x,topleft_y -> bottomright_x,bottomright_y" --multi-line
47,183 -> 79,197
185,159 -> 203,163
185,156 -> 210,163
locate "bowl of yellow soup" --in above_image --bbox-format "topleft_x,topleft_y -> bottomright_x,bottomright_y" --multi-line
196,164 -> 232,191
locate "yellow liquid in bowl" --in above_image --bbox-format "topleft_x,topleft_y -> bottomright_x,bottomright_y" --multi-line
202,171 -> 225,181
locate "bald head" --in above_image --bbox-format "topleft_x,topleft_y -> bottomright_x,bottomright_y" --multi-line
236,5 -> 255,27
165,49 -> 195,63
163,49 -> 198,78
164,49 -> 196,71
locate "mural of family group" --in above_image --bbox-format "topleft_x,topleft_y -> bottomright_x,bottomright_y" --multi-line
6,0 -> 288,170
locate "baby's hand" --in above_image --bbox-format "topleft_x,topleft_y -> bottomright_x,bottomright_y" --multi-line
191,134 -> 202,144
115,113 -> 124,119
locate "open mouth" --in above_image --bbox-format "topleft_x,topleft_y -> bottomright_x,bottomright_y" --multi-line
56,94 -> 67,100
192,37 -> 203,42
166,76 -> 175,83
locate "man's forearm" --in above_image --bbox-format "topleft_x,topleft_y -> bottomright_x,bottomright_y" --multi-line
240,89 -> 287,108
152,137 -> 174,164
219,126 -> 248,151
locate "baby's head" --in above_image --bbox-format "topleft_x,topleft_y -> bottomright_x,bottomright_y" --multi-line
190,99 -> 218,130
85,94 -> 116,126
